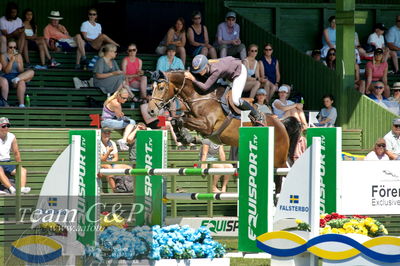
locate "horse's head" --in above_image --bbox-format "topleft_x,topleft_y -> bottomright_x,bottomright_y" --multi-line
148,71 -> 186,116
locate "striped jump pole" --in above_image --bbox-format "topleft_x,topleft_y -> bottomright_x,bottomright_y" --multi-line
165,192 -> 238,201
99,168 -> 238,176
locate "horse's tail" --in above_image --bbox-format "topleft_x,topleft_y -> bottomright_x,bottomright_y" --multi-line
281,116 -> 302,166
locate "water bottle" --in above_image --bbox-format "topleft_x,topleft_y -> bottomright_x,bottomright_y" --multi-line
301,97 -> 304,105
25,94 -> 31,107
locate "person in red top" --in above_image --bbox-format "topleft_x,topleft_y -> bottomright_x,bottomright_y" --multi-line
366,48 -> 389,97
121,43 -> 148,101
43,11 -> 87,69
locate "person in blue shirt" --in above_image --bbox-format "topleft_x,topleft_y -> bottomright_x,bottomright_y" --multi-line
156,44 -> 184,72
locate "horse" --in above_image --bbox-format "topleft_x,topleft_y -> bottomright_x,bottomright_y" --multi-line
147,71 -> 300,174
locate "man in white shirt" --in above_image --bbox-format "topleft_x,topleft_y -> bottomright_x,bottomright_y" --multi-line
0,117 -> 30,194
384,118 -> 400,160
0,2 -> 25,54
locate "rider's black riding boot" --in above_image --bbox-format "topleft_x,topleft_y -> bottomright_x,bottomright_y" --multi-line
238,100 -> 264,126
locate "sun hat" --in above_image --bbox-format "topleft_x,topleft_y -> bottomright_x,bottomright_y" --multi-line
48,11 -> 63,20
392,82 -> 400,90
278,85 -> 289,93
191,54 -> 208,73
393,118 -> 400,125
0,117 -> 9,126
256,88 -> 267,95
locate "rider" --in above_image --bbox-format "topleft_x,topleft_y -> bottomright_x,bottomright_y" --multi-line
184,54 -> 264,125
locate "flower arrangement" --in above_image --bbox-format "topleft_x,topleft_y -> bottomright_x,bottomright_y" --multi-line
39,222 -> 67,236
295,213 -> 388,237
99,211 -> 128,231
85,224 -> 226,262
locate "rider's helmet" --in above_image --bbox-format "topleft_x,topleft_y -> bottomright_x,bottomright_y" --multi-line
191,54 -> 208,73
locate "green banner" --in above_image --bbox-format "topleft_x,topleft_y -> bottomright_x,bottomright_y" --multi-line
69,130 -> 99,246
238,127 -> 273,252
135,130 -> 167,226
306,127 -> 341,214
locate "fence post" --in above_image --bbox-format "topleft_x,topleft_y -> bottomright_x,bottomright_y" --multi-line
15,163 -> 22,222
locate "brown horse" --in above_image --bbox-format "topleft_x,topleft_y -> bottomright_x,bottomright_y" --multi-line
147,71 -> 297,169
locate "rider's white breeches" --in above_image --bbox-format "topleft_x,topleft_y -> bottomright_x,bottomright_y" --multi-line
232,64 -> 247,106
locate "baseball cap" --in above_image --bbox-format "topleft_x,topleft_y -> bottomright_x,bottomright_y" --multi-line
374,23 -> 387,31
226,11 -> 236,19
0,117 -> 10,126
374,48 -> 384,54
278,85 -> 289,93
256,88 -> 267,95
101,127 -> 112,133
166,44 -> 176,52
393,118 -> 400,125
311,49 -> 321,56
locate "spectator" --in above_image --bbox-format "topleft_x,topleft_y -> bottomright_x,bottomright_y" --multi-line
80,8 -> 119,51
0,39 -> 34,107
354,32 -> 365,62
0,117 -> 30,194
99,127 -> 132,192
321,16 -> 336,58
0,2 -> 25,55
314,94 -> 337,127
388,82 -> 400,104
127,122 -> 148,161
156,17 -> 186,65
215,11 -> 246,60
367,81 -> 388,109
187,11 -> 216,59
43,11 -> 87,69
368,23 -> 397,73
324,47 -> 336,70
365,48 -> 389,97
384,118 -> 400,160
364,138 -> 389,161
259,43 -> 280,98
0,63 -> 9,105
355,57 -> 365,94
272,85 -> 308,129
22,8 -> 59,69
254,88 -> 272,115
156,44 -> 184,72
386,15 -> 400,75
101,86 -> 136,151
93,43 -> 124,94
121,43 -> 148,101
200,139 -> 233,192
242,44 -> 261,99
311,49 -> 322,62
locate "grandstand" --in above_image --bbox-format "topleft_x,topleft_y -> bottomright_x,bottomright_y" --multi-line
1,1 -> 400,262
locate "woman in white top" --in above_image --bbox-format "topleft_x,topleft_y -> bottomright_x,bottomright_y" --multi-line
242,44 -> 261,99
272,85 -> 308,129
80,8 -> 119,51
22,8 -> 58,69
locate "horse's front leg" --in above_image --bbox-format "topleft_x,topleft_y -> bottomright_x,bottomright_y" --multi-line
170,118 -> 203,145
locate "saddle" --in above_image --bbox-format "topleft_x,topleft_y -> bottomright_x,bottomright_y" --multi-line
220,87 -> 255,119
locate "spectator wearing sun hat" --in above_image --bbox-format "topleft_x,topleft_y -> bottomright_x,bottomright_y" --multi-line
383,118 -> 400,160
156,44 -> 184,72
43,10 -> 87,69
0,117 -> 30,194
388,82 -> 400,104
254,88 -> 272,115
215,11 -> 246,60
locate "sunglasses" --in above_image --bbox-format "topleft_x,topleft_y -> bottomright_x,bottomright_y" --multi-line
264,48 -> 272,51
397,20 -> 400,22
120,96 -> 129,100
374,86 -> 384,89
1,124 -> 10,128
128,49 -> 137,52
328,53 -> 336,56
394,89 -> 400,92
394,125 -> 400,128
250,49 -> 258,52
376,144 -> 386,148
89,13 -> 97,16
8,46 -> 16,49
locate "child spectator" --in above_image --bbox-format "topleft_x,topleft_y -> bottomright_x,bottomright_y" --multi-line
99,127 -> 132,192
0,117 -> 30,194
187,11 -> 216,59
315,94 -> 337,127
368,23 -> 397,73
254,88 -> 272,115
0,39 -> 34,107
0,2 -> 25,55
321,16 -> 336,58
80,8 -> 119,51
93,43 -> 124,94
242,44 -> 261,99
156,17 -> 186,65
101,86 -> 136,151
156,44 -> 184,72
43,11 -> 87,69
259,43 -> 280,97
121,43 -> 148,101
365,48 -> 389,97
200,139 -> 233,192
215,12 -> 246,60
364,138 -> 389,161
22,8 -> 59,69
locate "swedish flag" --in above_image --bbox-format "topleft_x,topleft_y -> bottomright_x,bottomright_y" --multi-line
289,195 -> 299,204
48,197 -> 57,207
